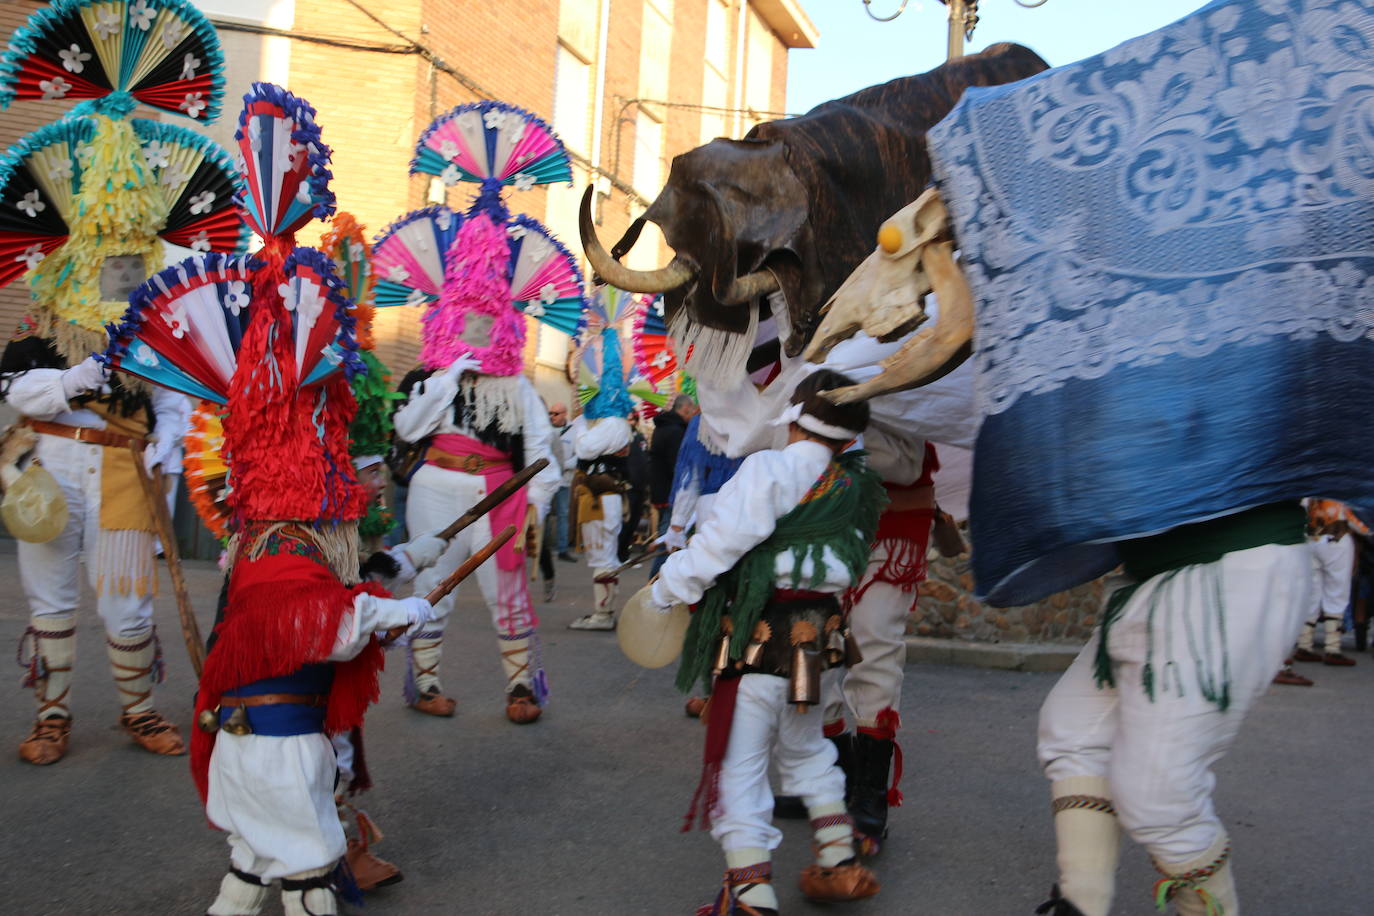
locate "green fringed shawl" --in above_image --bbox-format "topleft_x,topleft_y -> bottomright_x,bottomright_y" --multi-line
675,450 -> 887,693
349,350 -> 400,459
351,350 -> 401,538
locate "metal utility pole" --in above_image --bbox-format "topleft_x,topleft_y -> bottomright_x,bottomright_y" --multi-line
944,0 -> 980,59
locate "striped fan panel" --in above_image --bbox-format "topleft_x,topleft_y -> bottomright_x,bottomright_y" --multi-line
371,206 -> 463,307
132,119 -> 246,254
411,101 -> 572,188
507,215 -> 585,335
281,249 -> 352,388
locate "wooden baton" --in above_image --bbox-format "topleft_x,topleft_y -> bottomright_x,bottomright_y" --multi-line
435,457 -> 549,542
380,524 -> 518,645
594,544 -> 669,583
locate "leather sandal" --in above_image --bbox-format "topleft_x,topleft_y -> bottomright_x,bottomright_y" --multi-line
19,716 -> 72,765
410,687 -> 456,717
798,858 -> 880,902
505,684 -> 542,724
120,710 -> 186,756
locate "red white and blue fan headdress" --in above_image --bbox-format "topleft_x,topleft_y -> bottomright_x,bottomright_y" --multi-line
372,100 -> 585,374
631,293 -> 677,386
104,83 -> 366,526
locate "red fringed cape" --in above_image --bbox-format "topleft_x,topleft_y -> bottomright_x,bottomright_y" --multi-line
191,546 -> 389,808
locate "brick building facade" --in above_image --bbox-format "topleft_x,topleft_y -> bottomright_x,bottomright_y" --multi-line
0,0 -> 817,405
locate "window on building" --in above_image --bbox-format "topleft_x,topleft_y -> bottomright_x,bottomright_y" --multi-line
632,109 -> 665,209
638,0 -> 673,114
558,0 -> 600,62
552,42 -> 593,158
700,0 -> 729,143
744,7 -> 774,131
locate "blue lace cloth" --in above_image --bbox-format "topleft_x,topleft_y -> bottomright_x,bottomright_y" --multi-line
927,0 -> 1374,605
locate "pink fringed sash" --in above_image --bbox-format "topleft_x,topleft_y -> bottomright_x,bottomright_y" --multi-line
432,433 -> 526,572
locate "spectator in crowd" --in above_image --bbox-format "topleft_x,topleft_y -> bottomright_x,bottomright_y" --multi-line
547,402 -> 576,563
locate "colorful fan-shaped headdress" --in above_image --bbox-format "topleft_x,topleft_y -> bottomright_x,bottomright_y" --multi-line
104,83 -> 366,527
371,100 -> 586,376
0,0 -> 245,357
323,211 -> 396,538
574,285 -> 667,419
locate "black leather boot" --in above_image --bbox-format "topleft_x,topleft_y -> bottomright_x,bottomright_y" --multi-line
850,732 -> 893,842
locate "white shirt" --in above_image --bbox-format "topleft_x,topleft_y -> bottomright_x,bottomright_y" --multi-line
652,440 -> 860,608
568,415 -> 633,461
392,370 -> 559,515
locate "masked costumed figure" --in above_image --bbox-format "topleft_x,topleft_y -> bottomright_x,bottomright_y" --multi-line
801,2 -> 1374,911
566,285 -> 645,631
0,0 -> 248,764
376,100 -> 583,721
652,371 -> 885,915
104,83 -> 443,916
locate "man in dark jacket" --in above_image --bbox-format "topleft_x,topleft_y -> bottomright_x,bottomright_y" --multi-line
646,395 -> 698,552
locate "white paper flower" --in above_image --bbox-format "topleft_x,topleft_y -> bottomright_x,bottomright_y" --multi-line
129,1 -> 156,31
94,10 -> 120,39
483,109 -> 506,131
524,302 -> 546,318
440,164 -> 460,187
348,241 -> 365,263
524,235 -> 550,261
190,230 -> 212,253
539,282 -> 558,305
179,92 -> 206,119
435,208 -> 453,231
59,44 -> 91,74
512,172 -> 536,192
17,190 -> 45,218
181,53 -> 200,81
386,265 -> 410,283
133,342 -> 160,368
651,351 -> 671,368
143,141 -> 171,170
506,223 -> 528,240
507,121 -> 526,145
16,244 -> 45,270
653,298 -> 665,316
39,77 -> 71,100
439,139 -> 460,160
224,280 -> 249,313
48,160 -> 74,182
75,143 -> 95,164
404,288 -> 428,307
188,191 -> 216,215
296,183 -> 314,204
161,19 -> 187,49
248,118 -> 263,152
160,304 -> 189,338
160,162 -> 190,188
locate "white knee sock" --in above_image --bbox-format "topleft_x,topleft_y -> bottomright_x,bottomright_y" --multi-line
724,847 -> 777,911
207,871 -> 269,916
1051,776 -> 1120,916
1155,833 -> 1236,916
22,614 -> 75,720
409,634 -> 444,695
1323,618 -> 1344,654
106,627 -> 161,716
808,800 -> 857,867
1297,620 -> 1316,651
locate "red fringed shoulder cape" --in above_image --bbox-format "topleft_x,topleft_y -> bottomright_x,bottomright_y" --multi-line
191,540 -> 389,807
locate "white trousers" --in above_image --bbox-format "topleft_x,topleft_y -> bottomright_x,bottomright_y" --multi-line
17,433 -> 155,637
1308,535 -> 1354,622
407,464 -> 534,636
1038,543 -> 1311,864
821,545 -> 911,729
713,673 -> 847,853
206,732 -> 343,880
581,492 -> 622,572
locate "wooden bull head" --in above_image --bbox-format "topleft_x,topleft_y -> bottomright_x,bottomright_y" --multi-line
581,43 -> 1048,359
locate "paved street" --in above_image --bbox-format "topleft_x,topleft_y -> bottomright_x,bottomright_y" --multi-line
1,541 -> 1369,915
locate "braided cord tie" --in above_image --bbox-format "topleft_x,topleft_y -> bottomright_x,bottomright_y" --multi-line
1152,842 -> 1231,915
1051,794 -> 1117,817
697,862 -> 774,916
810,812 -> 854,832
16,623 -> 76,689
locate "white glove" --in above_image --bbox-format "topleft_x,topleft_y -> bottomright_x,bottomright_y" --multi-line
401,532 -> 447,571
60,356 -> 109,400
648,578 -> 676,615
142,436 -> 172,474
655,525 -> 687,552
402,595 -> 437,633
445,352 -> 480,379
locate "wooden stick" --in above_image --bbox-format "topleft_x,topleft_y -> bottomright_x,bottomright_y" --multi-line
130,447 -> 205,677
380,524 -> 518,645
436,458 -> 548,542
594,544 -> 668,583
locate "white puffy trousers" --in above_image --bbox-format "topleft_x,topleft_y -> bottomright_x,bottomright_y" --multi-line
1308,534 -> 1354,623
17,433 -> 155,637
581,492 -> 622,572
1038,543 -> 1311,868
712,673 -> 847,853
406,464 -> 535,636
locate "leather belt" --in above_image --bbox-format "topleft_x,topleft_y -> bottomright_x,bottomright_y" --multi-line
25,419 -> 146,450
222,693 -> 328,708
425,446 -> 509,474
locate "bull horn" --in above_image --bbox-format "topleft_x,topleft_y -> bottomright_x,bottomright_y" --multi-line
578,186 -> 694,293
823,239 -> 974,404
714,267 -> 780,306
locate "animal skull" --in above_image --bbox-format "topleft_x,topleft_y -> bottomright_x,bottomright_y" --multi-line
802,188 -> 975,404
